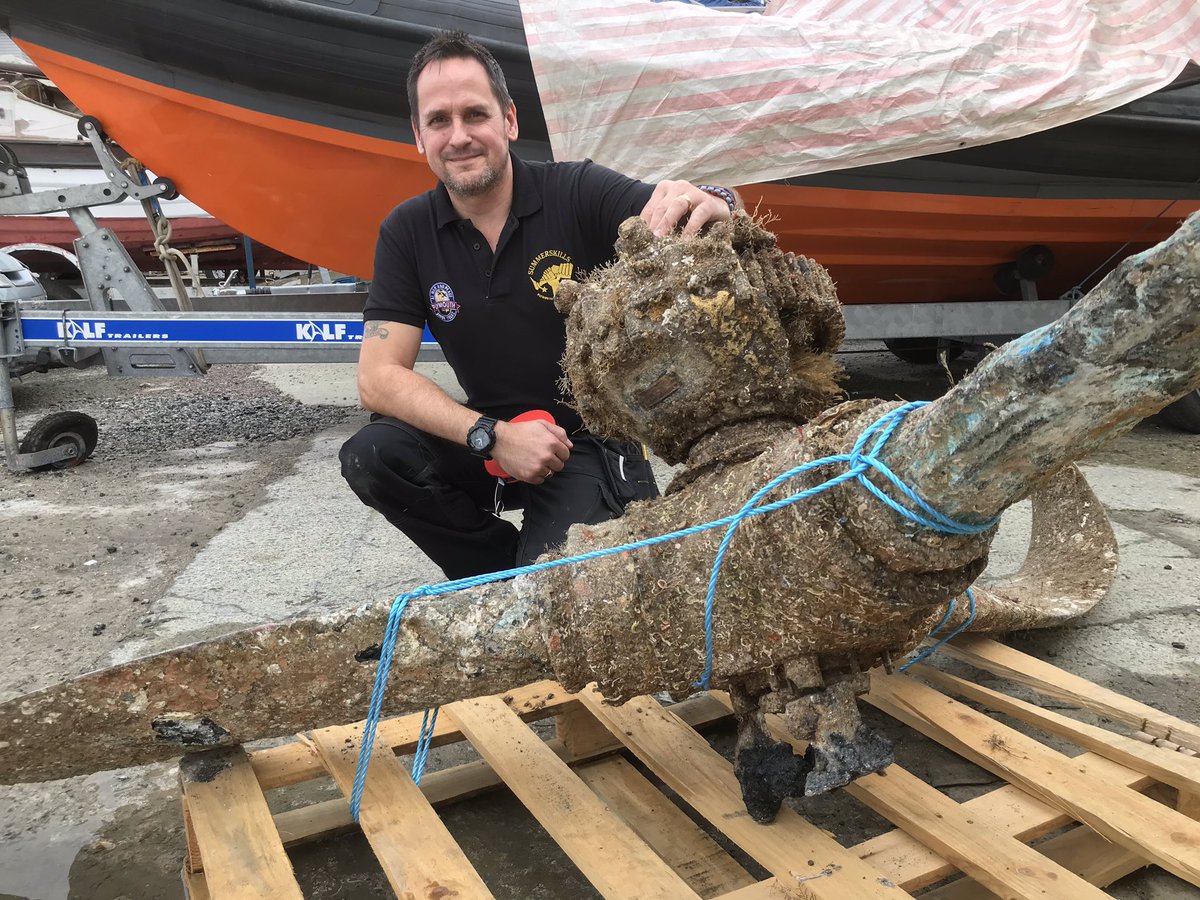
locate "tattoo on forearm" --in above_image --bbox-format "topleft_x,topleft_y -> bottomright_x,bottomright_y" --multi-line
364,321 -> 390,340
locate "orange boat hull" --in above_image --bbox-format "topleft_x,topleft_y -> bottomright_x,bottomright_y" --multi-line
19,41 -> 1200,303
754,184 -> 1199,303
22,43 -> 435,280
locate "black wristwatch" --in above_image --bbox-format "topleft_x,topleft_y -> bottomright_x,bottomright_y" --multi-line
466,415 -> 498,458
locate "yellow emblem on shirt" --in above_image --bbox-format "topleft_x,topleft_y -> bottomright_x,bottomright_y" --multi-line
528,249 -> 575,300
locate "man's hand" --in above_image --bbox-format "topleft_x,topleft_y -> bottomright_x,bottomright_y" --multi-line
492,418 -> 573,484
640,180 -> 735,237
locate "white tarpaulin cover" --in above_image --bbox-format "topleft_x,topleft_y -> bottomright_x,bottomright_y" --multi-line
518,0 -> 1199,185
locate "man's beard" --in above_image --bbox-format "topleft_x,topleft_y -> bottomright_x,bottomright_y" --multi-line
442,158 -> 502,198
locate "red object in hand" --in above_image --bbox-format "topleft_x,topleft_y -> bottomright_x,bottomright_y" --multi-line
484,410 -> 556,480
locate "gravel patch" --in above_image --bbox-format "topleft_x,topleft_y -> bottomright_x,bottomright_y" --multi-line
12,364 -> 355,458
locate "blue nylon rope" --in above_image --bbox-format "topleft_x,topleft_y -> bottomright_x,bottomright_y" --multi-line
898,588 -> 978,672
348,400 -> 997,820
410,707 -> 439,784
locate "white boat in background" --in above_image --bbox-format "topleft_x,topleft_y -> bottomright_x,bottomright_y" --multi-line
0,31 -> 36,74
0,74 -> 78,142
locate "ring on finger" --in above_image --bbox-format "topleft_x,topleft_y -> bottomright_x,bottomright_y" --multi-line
675,194 -> 693,211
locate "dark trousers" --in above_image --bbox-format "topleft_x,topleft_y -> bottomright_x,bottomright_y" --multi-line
340,416 -> 658,580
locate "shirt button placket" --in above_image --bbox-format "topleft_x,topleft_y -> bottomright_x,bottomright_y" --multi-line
469,238 -> 491,297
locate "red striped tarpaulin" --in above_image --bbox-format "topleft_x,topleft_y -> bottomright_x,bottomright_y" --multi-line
518,0 -> 1198,185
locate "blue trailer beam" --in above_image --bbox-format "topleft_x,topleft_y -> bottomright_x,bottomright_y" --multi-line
13,309 -> 439,352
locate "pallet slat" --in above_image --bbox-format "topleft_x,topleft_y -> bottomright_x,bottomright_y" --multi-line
447,695 -> 702,900
249,681 -> 574,790
912,663 -> 1200,794
923,822 -> 1152,899
179,746 -> 303,900
577,688 -> 912,900
1182,791 -> 1200,821
850,750 -> 1150,891
711,688 -> 1154,893
311,724 -> 493,899
943,636 -> 1200,751
709,820 -> 1152,900
269,692 -> 735,849
867,672 -> 1200,889
182,865 -> 213,900
850,765 -> 1109,900
577,756 -> 757,898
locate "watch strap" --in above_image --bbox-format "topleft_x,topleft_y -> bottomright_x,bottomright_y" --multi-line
697,184 -> 737,211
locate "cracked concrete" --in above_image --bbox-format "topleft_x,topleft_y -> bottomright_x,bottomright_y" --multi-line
1106,507 -> 1200,557
1067,603 -> 1200,631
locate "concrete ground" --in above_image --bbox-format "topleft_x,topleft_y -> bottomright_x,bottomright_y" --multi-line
0,346 -> 1198,899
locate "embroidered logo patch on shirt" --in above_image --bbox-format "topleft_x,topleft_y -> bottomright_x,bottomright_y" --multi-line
429,282 -> 459,323
528,250 -> 575,300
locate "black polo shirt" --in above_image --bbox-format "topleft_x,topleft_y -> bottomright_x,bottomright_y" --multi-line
364,152 -> 655,434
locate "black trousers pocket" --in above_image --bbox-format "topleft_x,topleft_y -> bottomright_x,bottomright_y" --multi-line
587,436 -> 660,515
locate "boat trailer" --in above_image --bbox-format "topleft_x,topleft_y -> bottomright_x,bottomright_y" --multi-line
0,119 -> 449,473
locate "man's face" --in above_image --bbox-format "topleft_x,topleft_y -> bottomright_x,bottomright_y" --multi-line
413,57 -> 518,199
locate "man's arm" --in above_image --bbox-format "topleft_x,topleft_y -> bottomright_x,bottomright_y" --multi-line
356,320 -> 572,484
640,180 -> 743,237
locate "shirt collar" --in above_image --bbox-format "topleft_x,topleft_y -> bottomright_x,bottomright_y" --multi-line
432,150 -> 542,229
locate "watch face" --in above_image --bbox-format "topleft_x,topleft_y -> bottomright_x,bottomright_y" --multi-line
468,427 -> 490,451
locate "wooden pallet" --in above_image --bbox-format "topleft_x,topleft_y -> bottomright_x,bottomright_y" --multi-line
179,636 -> 1200,899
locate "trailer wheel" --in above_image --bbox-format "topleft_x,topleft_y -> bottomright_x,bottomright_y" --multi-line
1158,390 -> 1200,434
883,338 -> 965,366
19,412 -> 99,470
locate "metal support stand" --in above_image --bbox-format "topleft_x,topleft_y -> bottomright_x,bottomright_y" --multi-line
0,119 -> 207,378
0,304 -> 25,470
0,300 -> 80,471
0,116 -> 445,473
68,210 -> 207,377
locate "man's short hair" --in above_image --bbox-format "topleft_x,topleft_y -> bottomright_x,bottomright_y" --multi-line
407,30 -> 514,121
